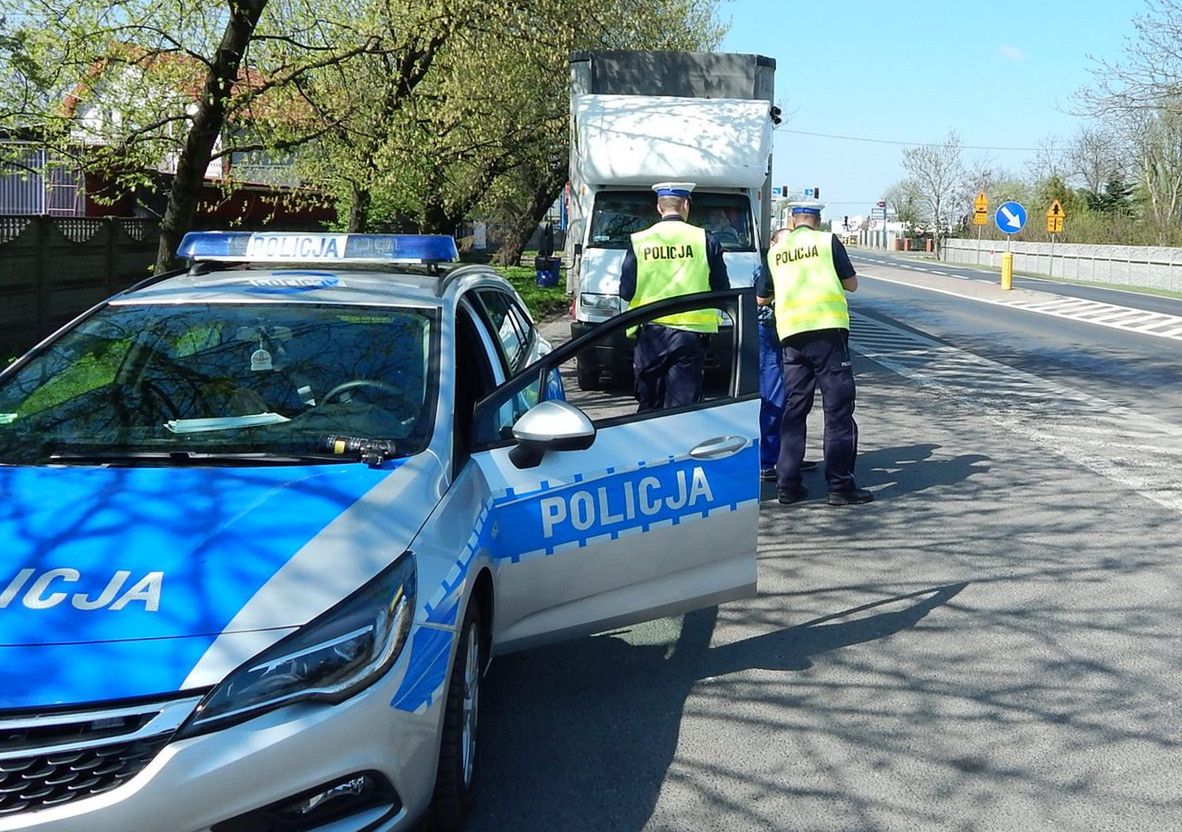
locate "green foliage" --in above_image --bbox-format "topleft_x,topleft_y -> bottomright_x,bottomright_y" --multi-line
0,0 -> 721,270
1081,176 -> 1134,215
488,262 -> 571,320
295,0 -> 728,238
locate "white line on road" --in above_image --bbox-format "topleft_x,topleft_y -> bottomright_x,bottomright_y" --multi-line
849,313 -> 1182,513
858,271 -> 1182,342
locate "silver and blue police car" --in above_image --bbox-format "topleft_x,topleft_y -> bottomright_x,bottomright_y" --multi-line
0,232 -> 760,831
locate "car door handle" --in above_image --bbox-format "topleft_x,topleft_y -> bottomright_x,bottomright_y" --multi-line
689,435 -> 748,460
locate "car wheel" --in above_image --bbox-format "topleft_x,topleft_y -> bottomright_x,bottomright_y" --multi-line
575,355 -> 601,390
430,601 -> 484,831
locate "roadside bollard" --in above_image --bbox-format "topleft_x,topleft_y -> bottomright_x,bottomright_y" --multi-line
1001,252 -> 1013,291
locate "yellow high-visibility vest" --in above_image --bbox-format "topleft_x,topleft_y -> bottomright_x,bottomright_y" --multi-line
628,221 -> 717,334
767,227 -> 849,340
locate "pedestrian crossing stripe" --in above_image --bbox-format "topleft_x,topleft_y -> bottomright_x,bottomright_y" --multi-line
854,261 -> 1182,342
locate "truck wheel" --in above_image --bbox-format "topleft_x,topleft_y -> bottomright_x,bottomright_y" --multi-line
430,601 -> 484,831
576,356 -> 601,390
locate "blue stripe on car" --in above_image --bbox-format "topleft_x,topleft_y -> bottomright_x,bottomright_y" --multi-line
389,626 -> 453,713
0,463 -> 400,709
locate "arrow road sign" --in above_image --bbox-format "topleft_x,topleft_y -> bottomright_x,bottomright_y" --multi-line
995,201 -> 1027,235
1045,200 -> 1065,233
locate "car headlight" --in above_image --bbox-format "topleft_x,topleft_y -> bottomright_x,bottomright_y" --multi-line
180,553 -> 416,736
579,292 -> 623,313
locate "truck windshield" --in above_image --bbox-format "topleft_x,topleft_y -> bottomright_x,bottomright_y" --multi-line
0,302 -> 438,466
587,191 -> 755,252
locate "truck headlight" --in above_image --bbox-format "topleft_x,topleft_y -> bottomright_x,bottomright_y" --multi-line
180,554 -> 416,735
579,292 -> 623,313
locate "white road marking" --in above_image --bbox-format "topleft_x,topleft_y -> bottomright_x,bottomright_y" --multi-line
849,313 -> 1182,513
856,269 -> 1182,342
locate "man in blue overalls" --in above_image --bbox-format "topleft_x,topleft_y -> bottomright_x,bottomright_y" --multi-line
619,182 -> 730,411
758,230 -> 786,481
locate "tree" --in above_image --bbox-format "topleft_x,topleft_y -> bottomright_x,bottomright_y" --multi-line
1073,1 -> 1182,241
1075,0 -> 1182,119
882,179 -> 921,237
288,0 -> 727,258
900,130 -> 965,257
0,1 -> 453,270
1126,105 -> 1182,240
1068,126 -> 1125,193
1026,134 -> 1069,184
1083,175 -> 1134,216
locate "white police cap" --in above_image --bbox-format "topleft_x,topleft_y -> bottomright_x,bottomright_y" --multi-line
787,199 -> 825,216
652,181 -> 696,199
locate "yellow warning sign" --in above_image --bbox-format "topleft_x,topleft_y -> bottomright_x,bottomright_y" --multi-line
1046,199 -> 1065,234
972,192 -> 989,226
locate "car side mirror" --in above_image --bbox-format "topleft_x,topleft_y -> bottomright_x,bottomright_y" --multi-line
508,399 -> 596,469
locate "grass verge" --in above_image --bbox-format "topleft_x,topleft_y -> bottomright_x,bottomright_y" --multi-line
486,263 -> 572,320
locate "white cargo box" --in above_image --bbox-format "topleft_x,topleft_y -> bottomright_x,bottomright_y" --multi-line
573,94 -> 773,190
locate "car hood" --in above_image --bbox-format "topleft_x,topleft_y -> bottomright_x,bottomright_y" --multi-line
0,457 -> 440,709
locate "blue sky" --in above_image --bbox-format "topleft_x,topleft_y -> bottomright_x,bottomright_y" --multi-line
719,0 -> 1139,218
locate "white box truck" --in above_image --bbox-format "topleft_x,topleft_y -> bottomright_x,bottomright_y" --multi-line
566,50 -> 777,390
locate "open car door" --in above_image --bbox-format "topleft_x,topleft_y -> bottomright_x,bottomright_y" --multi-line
469,289 -> 760,653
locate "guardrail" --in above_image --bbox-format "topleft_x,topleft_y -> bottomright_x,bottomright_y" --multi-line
942,238 -> 1182,294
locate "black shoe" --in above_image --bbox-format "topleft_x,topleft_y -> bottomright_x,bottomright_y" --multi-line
778,485 -> 808,505
760,468 -> 777,482
801,460 -> 820,471
826,488 -> 874,506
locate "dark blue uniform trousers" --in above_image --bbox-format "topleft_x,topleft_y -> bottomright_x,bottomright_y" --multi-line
777,328 -> 859,493
633,324 -> 707,411
758,319 -> 785,470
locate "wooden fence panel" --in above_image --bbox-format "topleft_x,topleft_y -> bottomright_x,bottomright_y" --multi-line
0,216 -> 158,357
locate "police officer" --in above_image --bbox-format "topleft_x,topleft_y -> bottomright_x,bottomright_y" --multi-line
758,228 -> 821,482
757,199 -> 872,506
619,182 -> 729,411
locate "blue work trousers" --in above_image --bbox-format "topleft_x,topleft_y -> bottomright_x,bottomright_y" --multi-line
758,319 -> 785,470
778,328 -> 859,493
633,324 -> 707,411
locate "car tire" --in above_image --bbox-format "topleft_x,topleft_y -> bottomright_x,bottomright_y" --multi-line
429,601 -> 484,831
575,355 -> 601,391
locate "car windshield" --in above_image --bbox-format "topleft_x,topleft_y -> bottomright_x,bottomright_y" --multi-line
587,190 -> 755,251
0,302 -> 437,465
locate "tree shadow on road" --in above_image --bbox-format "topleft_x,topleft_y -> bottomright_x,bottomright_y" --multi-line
465,584 -> 966,832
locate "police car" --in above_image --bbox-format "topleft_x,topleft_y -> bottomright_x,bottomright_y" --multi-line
0,232 -> 760,831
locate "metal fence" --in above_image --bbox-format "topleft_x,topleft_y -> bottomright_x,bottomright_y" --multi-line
0,146 -> 85,216
0,215 -> 159,357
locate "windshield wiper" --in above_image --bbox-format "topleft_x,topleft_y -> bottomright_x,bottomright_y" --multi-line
45,450 -> 345,466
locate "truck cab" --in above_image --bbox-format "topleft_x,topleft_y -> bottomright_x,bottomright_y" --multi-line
564,52 -> 777,390
571,185 -> 763,389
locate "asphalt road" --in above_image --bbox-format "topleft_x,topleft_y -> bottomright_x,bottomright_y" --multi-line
463,261 -> 1182,832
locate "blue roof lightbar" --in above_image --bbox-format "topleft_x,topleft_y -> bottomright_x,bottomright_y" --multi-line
177,232 -> 459,265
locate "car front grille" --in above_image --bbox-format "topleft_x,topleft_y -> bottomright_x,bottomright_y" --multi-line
0,696 -> 200,818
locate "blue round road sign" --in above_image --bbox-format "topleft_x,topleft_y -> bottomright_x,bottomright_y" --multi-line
994,201 -> 1027,235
